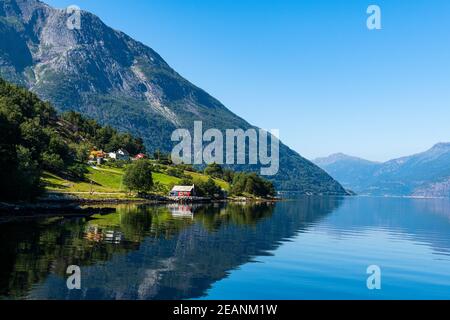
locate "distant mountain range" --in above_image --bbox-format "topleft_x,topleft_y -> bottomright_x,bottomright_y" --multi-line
313,143 -> 450,197
0,0 -> 347,194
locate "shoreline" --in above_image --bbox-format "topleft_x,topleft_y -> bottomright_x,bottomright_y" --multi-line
0,192 -> 281,217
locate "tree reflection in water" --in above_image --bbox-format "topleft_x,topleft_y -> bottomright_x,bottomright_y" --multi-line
0,197 -> 343,300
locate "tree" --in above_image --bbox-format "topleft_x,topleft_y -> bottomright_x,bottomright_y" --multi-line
71,142 -> 91,162
123,160 -> 154,193
62,110 -> 146,155
179,176 -> 194,186
178,164 -> 196,172
0,79 -> 51,201
230,172 -> 275,198
14,146 -> 42,200
222,169 -> 235,183
42,152 -> 65,172
196,178 -> 222,198
204,163 -> 224,178
0,78 -> 148,201
166,167 -> 186,178
154,149 -> 162,161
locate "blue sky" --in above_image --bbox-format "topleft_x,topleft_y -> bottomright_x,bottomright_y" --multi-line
46,0 -> 450,162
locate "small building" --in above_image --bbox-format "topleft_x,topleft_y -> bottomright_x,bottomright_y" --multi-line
169,185 -> 196,197
109,149 -> 130,161
133,153 -> 147,161
90,150 -> 106,160
89,150 -> 106,165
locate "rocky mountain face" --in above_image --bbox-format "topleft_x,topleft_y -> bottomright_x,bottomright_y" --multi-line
314,143 -> 450,197
0,0 -> 347,193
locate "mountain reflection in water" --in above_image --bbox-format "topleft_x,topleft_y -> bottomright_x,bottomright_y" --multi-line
0,198 -> 340,300
1,197 -> 450,300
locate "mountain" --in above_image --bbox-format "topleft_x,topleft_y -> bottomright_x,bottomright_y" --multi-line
0,0 -> 347,194
313,143 -> 450,197
313,153 -> 381,192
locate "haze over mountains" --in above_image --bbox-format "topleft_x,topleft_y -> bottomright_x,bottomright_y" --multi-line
314,143 -> 450,197
0,0 -> 348,194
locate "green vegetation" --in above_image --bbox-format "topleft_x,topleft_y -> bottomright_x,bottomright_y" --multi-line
204,162 -> 224,178
41,160 -> 276,200
41,162 -> 233,198
123,160 -> 154,193
1,77 -> 56,201
61,111 -> 145,156
197,178 -> 224,198
187,171 -> 229,190
202,163 -> 275,198
0,1 -> 350,194
0,202 -> 278,299
0,78 -> 145,201
230,172 -> 276,198
0,78 -> 275,202
43,168 -> 125,194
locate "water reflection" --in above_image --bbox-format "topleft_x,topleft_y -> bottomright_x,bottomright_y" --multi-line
1,197 -> 450,300
0,198 -> 341,300
167,204 -> 195,219
85,226 -> 124,244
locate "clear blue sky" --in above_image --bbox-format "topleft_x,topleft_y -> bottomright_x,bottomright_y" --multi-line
46,0 -> 450,162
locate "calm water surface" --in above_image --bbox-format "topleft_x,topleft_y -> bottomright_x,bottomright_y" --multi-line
1,197 -> 450,300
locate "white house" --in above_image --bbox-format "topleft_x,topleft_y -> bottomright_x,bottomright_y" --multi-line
108,149 -> 130,161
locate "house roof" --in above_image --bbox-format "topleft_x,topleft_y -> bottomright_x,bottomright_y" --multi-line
171,185 -> 195,192
134,153 -> 146,158
109,149 -> 130,156
117,149 -> 130,155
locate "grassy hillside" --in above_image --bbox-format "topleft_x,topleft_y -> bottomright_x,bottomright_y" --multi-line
0,77 -> 264,202
0,76 -> 145,202
42,163 -> 230,198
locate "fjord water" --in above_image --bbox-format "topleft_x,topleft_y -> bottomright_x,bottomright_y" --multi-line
1,197 -> 450,300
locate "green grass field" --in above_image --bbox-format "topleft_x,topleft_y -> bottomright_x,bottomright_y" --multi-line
42,164 -> 230,197
152,172 -> 181,186
187,172 -> 230,190
42,167 -> 125,193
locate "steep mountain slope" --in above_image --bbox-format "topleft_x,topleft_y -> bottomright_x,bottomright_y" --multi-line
0,0 -> 347,194
313,153 -> 381,192
314,143 -> 450,197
